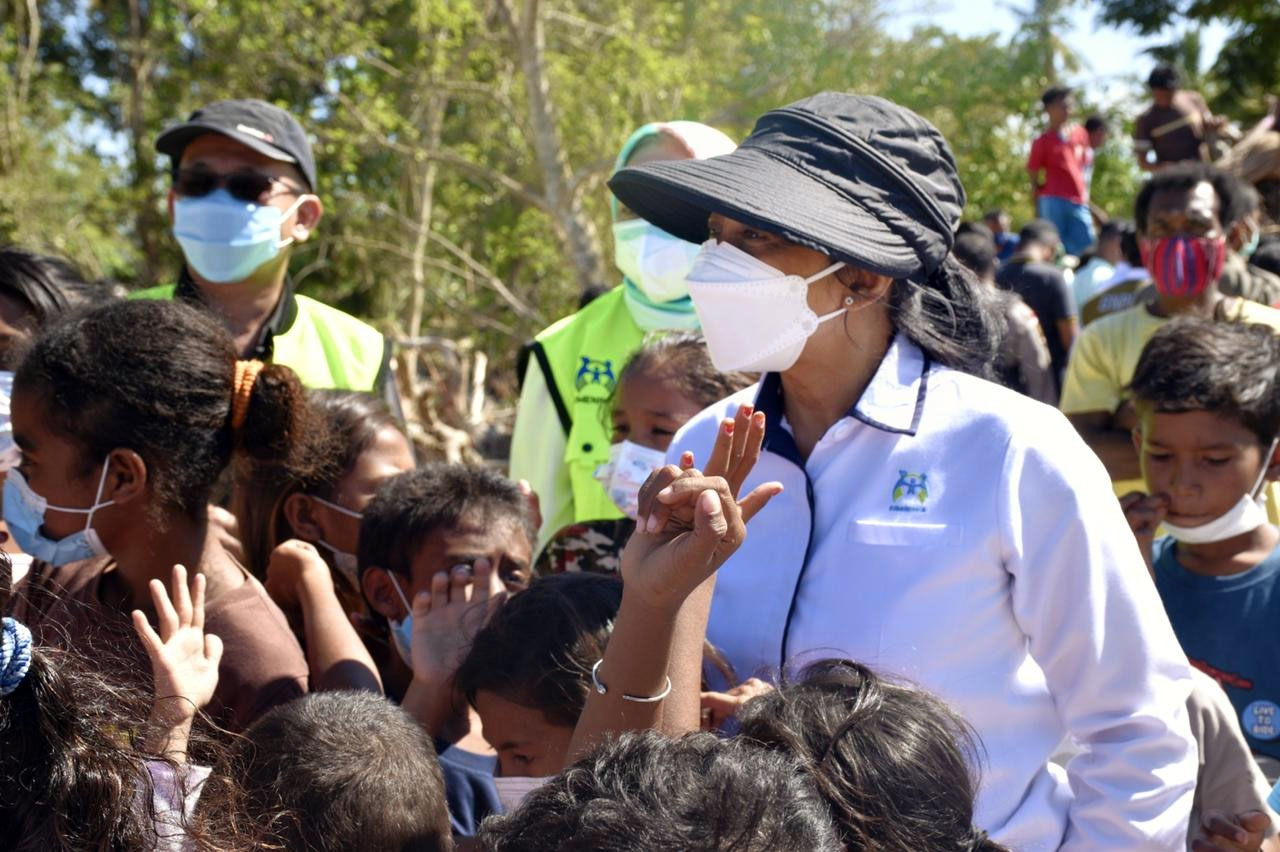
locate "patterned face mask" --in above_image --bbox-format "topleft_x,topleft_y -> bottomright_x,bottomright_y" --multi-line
1140,235 -> 1226,298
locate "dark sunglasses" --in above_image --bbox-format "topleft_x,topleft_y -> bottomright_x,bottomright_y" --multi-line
172,168 -> 302,203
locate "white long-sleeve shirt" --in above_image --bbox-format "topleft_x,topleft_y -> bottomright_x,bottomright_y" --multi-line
670,334 -> 1196,851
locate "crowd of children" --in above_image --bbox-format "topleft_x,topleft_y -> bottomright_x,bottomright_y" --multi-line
5,74 -> 1280,852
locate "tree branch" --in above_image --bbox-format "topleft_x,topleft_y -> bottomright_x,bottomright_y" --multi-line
16,0 -> 41,108
427,229 -> 541,322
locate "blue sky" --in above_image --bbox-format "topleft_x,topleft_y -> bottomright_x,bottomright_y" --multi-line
885,0 -> 1230,108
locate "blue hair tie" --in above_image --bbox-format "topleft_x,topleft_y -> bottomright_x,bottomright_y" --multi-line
1,616 -> 32,697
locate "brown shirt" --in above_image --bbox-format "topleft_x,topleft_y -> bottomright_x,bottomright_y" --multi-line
8,557 -> 308,733
1134,90 -> 1210,165
1186,669 -> 1279,846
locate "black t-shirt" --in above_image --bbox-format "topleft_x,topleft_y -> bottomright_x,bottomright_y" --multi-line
996,260 -> 1076,386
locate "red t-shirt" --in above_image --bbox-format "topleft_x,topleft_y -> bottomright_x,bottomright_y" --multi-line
1028,125 -> 1089,205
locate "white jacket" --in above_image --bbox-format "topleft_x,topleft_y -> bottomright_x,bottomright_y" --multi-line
670,334 -> 1196,851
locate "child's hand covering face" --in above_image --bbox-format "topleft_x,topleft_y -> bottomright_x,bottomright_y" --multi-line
410,556 -> 507,684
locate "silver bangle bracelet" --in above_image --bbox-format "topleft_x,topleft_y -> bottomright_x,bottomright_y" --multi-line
591,659 -> 673,704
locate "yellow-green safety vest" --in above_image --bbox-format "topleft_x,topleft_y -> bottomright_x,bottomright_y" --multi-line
131,283 -> 387,392
526,287 -> 646,523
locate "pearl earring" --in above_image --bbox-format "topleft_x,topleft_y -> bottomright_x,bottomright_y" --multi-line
844,295 -> 855,306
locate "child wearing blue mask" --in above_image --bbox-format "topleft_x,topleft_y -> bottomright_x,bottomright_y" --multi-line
537,332 -> 753,574
356,464 -> 534,837
358,464 -> 534,696
4,299 -> 312,733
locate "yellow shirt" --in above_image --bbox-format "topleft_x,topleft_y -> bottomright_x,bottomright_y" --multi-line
1060,297 -> 1280,514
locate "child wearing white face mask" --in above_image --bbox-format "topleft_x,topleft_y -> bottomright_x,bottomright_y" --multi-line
1123,318 -> 1280,834
234,390 -> 414,610
536,333 -> 754,574
4,300 -> 311,734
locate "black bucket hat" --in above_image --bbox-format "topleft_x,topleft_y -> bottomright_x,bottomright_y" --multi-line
607,92 -> 965,283
156,99 -> 317,191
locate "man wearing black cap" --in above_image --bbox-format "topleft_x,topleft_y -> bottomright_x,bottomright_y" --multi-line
133,99 -> 398,411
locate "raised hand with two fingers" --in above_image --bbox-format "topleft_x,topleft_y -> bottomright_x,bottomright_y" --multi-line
636,403 -> 775,536
622,404 -> 783,610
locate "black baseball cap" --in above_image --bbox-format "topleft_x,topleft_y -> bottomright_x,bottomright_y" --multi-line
156,99 -> 317,190
608,92 -> 965,284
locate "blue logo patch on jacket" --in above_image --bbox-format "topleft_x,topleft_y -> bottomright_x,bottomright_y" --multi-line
575,357 -> 617,392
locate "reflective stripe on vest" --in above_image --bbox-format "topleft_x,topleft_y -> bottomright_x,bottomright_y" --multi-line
130,284 -> 386,392
533,287 -> 646,523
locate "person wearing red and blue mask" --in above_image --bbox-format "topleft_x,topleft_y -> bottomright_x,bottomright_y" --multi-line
1063,163 -> 1280,508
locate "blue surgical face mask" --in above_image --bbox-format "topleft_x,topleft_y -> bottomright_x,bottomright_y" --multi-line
386,572 -> 414,667
172,189 -> 307,283
1242,224 -> 1262,260
4,462 -> 114,566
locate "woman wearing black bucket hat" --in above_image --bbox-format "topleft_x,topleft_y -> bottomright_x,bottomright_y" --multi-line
614,93 -> 1196,850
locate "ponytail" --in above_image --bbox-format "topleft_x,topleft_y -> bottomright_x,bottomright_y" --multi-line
231,361 -> 317,470
888,254 -> 1007,379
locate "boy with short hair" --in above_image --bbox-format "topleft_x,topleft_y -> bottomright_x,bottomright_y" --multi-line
1125,318 -> 1280,786
357,463 -> 535,837
358,464 -> 534,683
237,691 -> 453,851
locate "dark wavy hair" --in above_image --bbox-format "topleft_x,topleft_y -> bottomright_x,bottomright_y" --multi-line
477,730 -> 842,851
456,572 -> 622,728
0,247 -> 99,318
0,557 -> 249,851
234,389 -> 403,579
357,463 -> 533,583
737,659 -> 1006,852
15,299 -> 319,525
1129,316 -> 1280,445
618,333 -> 756,407
887,253 -> 1007,379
